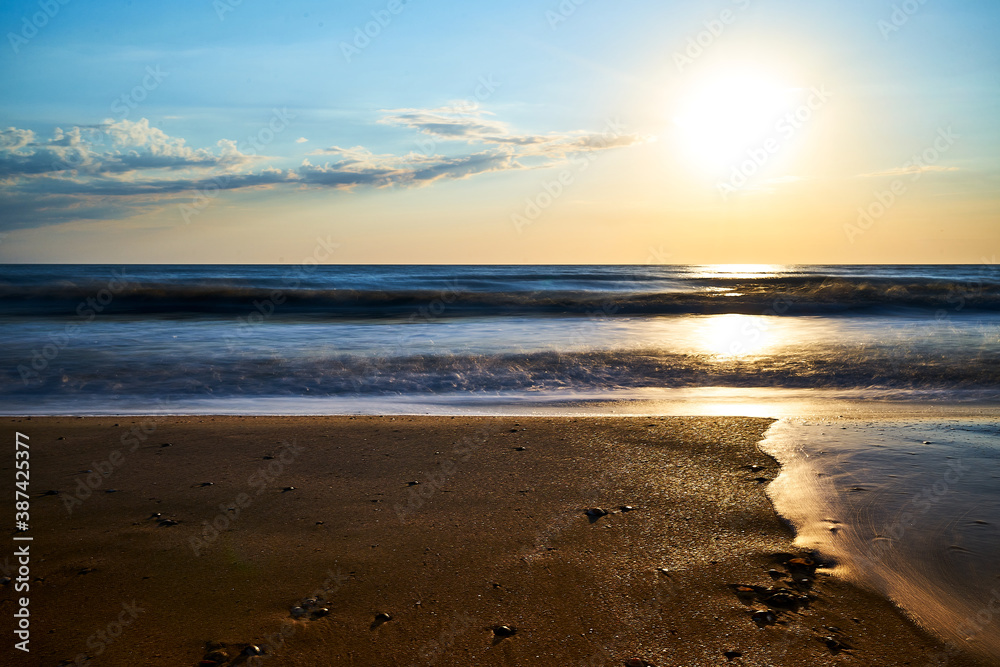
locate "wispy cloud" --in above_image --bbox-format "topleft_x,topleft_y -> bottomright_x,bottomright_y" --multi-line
857,165 -> 959,178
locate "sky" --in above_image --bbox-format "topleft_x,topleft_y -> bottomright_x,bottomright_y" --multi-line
0,0 -> 998,264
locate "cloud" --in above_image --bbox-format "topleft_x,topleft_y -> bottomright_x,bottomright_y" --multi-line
857,165 -> 960,178
0,118 -> 255,180
0,108 -> 649,230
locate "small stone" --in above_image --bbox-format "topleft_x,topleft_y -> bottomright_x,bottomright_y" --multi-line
656,567 -> 671,576
375,612 -> 392,623
262,455 -> 274,460
313,607 -> 330,618
160,443 -> 172,447
157,518 -> 178,527
243,645 -> 263,656
585,508 -> 609,519
105,489 -> 120,493
624,659 -> 656,667
824,636 -> 848,652
752,610 -> 776,625
204,649 -> 229,662
282,486 -> 296,492
619,505 -> 636,512
78,568 -> 94,575
148,512 -> 162,519
407,480 -> 419,486
0,577 -> 11,585
514,446 -> 527,451
290,606 -> 306,618
724,650 -> 743,660
492,625 -> 517,637
766,569 -> 783,579
199,482 -> 214,487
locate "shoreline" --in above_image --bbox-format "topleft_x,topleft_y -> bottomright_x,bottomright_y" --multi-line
2,415 -> 987,666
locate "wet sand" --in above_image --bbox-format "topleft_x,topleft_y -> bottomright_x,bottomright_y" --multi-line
1,416 -> 987,666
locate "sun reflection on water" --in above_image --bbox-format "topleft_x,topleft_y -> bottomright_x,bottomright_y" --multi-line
695,313 -> 775,357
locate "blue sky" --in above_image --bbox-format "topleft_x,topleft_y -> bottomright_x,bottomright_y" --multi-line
1,0 -> 998,263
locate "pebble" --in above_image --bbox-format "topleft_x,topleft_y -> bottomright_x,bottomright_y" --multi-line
199,482 -> 214,487
824,636 -> 848,652
243,645 -> 263,656
204,649 -> 229,662
724,650 -> 743,660
514,446 -> 527,451
290,606 -> 306,618
313,607 -> 330,617
160,443 -> 172,447
585,508 -> 609,519
752,610 -> 776,625
157,518 -> 178,527
282,486 -> 296,492
375,612 -> 392,623
619,505 -> 636,512
624,659 -> 656,667
492,625 -> 517,637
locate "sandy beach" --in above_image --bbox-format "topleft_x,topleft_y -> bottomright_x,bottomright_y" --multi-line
2,415 -> 986,666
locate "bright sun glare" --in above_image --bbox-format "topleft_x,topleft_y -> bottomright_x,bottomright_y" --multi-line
672,69 -> 795,170
698,313 -> 773,357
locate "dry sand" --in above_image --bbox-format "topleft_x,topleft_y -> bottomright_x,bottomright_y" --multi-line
1,416 -> 986,666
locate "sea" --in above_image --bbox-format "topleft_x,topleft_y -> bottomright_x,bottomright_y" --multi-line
1,263 -> 999,661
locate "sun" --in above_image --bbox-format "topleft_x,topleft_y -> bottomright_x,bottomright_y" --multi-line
672,68 -> 795,171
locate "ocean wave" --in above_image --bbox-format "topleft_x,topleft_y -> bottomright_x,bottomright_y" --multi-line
4,347 -> 999,397
1,275 -> 999,317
